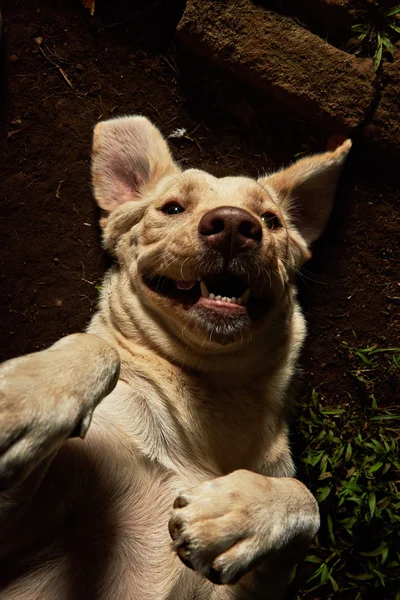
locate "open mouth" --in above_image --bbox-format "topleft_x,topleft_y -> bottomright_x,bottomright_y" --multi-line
142,271 -> 266,317
142,270 -> 273,344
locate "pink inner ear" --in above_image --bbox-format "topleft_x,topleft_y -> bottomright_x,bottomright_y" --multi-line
105,159 -> 147,210
110,177 -> 136,208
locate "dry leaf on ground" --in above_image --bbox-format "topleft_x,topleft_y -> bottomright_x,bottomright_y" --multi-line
80,0 -> 95,16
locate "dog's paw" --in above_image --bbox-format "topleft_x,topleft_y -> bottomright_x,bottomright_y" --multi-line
0,334 -> 119,490
169,470 -> 319,585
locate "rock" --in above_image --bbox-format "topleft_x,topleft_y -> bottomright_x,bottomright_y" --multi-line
258,0 -> 354,41
363,59 -> 400,158
176,0 -> 377,134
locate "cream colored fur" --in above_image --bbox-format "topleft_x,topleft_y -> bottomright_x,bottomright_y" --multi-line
0,116 -> 351,599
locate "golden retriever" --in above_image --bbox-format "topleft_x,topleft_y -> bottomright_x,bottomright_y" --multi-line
0,116 -> 351,599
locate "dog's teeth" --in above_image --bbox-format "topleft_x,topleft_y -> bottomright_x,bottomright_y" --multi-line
200,280 -> 209,298
203,292 -> 244,305
240,288 -> 250,305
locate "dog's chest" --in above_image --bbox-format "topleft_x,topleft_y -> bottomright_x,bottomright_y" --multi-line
57,427 -> 271,600
4,384 -> 284,600
109,373 -> 282,476
5,460 -> 249,600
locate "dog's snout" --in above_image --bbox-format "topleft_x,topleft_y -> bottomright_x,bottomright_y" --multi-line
199,207 -> 262,260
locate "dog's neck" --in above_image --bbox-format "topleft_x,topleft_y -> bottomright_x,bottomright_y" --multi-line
88,267 -> 306,475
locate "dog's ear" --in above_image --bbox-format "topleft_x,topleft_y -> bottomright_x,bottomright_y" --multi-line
92,116 -> 180,217
259,140 -> 351,244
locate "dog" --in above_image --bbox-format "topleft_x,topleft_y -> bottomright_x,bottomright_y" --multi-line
0,116 -> 351,599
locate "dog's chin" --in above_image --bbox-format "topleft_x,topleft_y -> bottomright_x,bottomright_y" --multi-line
186,305 -> 252,346
140,272 -> 273,348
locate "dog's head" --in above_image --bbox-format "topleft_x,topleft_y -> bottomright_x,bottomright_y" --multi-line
92,116 -> 350,352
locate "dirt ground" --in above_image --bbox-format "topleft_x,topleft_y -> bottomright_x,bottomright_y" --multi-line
0,0 -> 399,597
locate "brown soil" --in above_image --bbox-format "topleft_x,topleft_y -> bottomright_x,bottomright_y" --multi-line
0,0 -> 399,597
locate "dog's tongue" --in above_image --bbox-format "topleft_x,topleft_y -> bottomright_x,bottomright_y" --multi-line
176,280 -> 197,291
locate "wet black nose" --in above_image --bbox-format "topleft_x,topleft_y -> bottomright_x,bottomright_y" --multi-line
198,206 -> 262,261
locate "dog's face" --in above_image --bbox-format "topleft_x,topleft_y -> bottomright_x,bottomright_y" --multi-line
92,117 -> 350,350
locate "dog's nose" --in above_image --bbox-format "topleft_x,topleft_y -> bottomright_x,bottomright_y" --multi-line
199,206 -> 262,260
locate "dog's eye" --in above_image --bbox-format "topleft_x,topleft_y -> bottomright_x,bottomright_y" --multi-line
161,202 -> 185,215
261,212 -> 281,230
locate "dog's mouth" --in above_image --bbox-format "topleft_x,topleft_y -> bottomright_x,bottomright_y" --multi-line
142,271 -> 271,320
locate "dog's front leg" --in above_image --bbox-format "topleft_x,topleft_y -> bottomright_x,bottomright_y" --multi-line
0,333 -> 119,494
169,470 -> 319,592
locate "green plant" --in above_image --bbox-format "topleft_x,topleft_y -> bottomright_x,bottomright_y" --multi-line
294,388 -> 400,598
351,4 -> 400,71
345,342 -> 400,391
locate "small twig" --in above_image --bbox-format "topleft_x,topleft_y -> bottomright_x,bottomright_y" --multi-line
36,41 -> 75,91
161,54 -> 179,75
57,66 -> 75,90
56,175 -> 68,199
148,102 -> 160,117
328,311 -> 350,319
184,134 -> 203,154
188,123 -> 202,137
82,277 -> 96,286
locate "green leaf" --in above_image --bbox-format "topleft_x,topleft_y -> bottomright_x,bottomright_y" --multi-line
305,555 -> 324,564
374,37 -> 383,72
368,347 -> 400,354
345,442 -> 353,462
349,372 -> 371,384
331,445 -> 345,465
368,492 -> 376,517
386,5 -> 400,17
354,351 -> 374,365
329,574 -> 339,591
346,496 -> 363,505
373,568 -> 386,587
352,24 -> 369,33
306,563 -> 325,584
318,486 -> 332,502
382,35 -> 395,56
370,414 -> 400,421
327,513 -> 336,544
310,451 -> 324,467
321,454 -> 329,468
320,563 -> 329,583
357,345 -> 377,353
360,547 -> 385,557
349,573 -> 375,581
382,545 -> 389,565
343,481 -> 363,493
370,439 -> 385,452
369,461 -> 384,473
